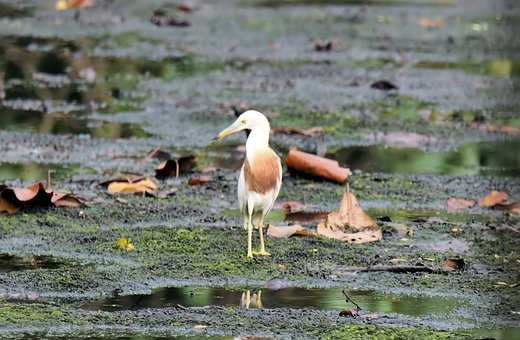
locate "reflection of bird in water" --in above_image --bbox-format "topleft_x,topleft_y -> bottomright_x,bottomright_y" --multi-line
217,110 -> 282,258
240,290 -> 263,309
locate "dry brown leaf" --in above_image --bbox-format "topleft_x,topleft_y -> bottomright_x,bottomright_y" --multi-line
323,190 -> 377,230
107,178 -> 158,195
285,211 -> 329,225
51,192 -> 82,208
496,202 -> 520,215
188,175 -> 212,186
0,198 -> 19,214
442,257 -> 465,272
479,191 -> 509,208
419,17 -> 444,29
267,224 -> 316,238
155,156 -> 196,178
469,123 -> 520,136
272,127 -> 324,137
446,197 -> 476,211
339,308 -> 359,317
317,224 -> 382,244
55,0 -> 95,10
317,189 -> 381,244
314,40 -> 335,52
286,149 -> 351,184
276,201 -> 305,213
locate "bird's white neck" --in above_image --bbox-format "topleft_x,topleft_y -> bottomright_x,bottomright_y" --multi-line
246,125 -> 270,157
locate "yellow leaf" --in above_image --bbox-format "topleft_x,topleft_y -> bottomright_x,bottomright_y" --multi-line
115,238 -> 135,252
107,178 -> 158,195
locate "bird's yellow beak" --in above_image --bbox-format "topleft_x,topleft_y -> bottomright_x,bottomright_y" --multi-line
216,121 -> 243,140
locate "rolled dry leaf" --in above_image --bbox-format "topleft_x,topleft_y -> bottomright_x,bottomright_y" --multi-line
107,178 -> 158,195
51,192 -> 82,208
446,197 -> 476,211
267,224 -> 316,238
0,198 -> 19,214
442,258 -> 465,272
286,150 -> 350,184
188,175 -> 212,186
478,191 -> 508,208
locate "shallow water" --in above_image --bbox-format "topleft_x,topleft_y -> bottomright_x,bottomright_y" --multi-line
0,162 -> 85,183
329,140 -> 520,177
81,286 -> 460,317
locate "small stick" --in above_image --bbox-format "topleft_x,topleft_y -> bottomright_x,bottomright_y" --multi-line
47,170 -> 55,190
342,289 -> 361,311
175,159 -> 180,178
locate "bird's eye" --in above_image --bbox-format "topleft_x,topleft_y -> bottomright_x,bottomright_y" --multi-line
241,119 -> 246,124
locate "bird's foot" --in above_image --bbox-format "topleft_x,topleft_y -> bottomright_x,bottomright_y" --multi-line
252,250 -> 271,256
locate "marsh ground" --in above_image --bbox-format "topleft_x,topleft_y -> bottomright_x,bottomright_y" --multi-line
0,0 -> 519,339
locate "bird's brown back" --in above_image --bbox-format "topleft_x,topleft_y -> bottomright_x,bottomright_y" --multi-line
244,149 -> 281,194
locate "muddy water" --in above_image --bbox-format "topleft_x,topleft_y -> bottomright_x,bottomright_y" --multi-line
82,286 -> 460,317
0,254 -> 63,272
329,140 -> 520,177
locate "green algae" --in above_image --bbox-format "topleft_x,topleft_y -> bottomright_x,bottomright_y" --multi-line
321,325 -> 471,340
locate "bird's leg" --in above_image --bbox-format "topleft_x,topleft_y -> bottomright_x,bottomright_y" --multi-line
253,217 -> 270,256
246,212 -> 253,259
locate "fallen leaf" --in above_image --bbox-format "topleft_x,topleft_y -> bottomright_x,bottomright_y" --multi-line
55,0 -> 94,10
1,182 -> 53,207
276,201 -> 305,213
267,224 -> 316,238
176,2 -> 195,12
142,147 -> 172,163
188,175 -> 212,186
370,80 -> 398,91
478,191 -> 508,208
155,155 -> 196,178
446,197 -> 476,211
497,202 -> 520,215
272,127 -> 324,137
469,122 -> 520,136
419,17 -> 444,29
314,40 -> 335,52
317,188 -> 381,244
115,238 -> 135,252
286,149 -> 351,184
151,9 -> 190,27
107,178 -> 158,195
442,257 -> 465,272
51,192 -> 83,208
0,198 -> 19,214
339,308 -> 359,317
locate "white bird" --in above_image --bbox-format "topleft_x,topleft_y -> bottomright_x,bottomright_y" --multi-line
217,110 -> 282,258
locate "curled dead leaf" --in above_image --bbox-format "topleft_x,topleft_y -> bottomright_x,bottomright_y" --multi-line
370,80 -> 398,91
155,155 -> 196,178
276,201 -> 305,214
188,175 -> 212,186
419,17 -> 444,29
267,224 -> 316,238
317,188 -> 381,244
55,0 -> 94,10
442,257 -> 465,272
314,40 -> 335,52
0,198 -> 19,214
497,202 -> 520,216
107,178 -> 158,195
272,127 -> 324,137
286,149 -> 351,184
478,191 -> 508,208
339,308 -> 359,317
446,197 -> 476,212
151,9 -> 190,27
51,192 -> 83,208
469,123 -> 520,136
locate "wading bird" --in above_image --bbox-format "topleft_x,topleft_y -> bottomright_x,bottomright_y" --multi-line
217,110 -> 282,258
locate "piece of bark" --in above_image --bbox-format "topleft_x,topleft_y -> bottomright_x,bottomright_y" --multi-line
286,150 -> 350,184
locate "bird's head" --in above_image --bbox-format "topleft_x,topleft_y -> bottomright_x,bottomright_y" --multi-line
216,110 -> 270,140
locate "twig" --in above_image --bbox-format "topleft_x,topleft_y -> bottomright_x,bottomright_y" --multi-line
342,289 -> 361,311
341,265 -> 435,274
